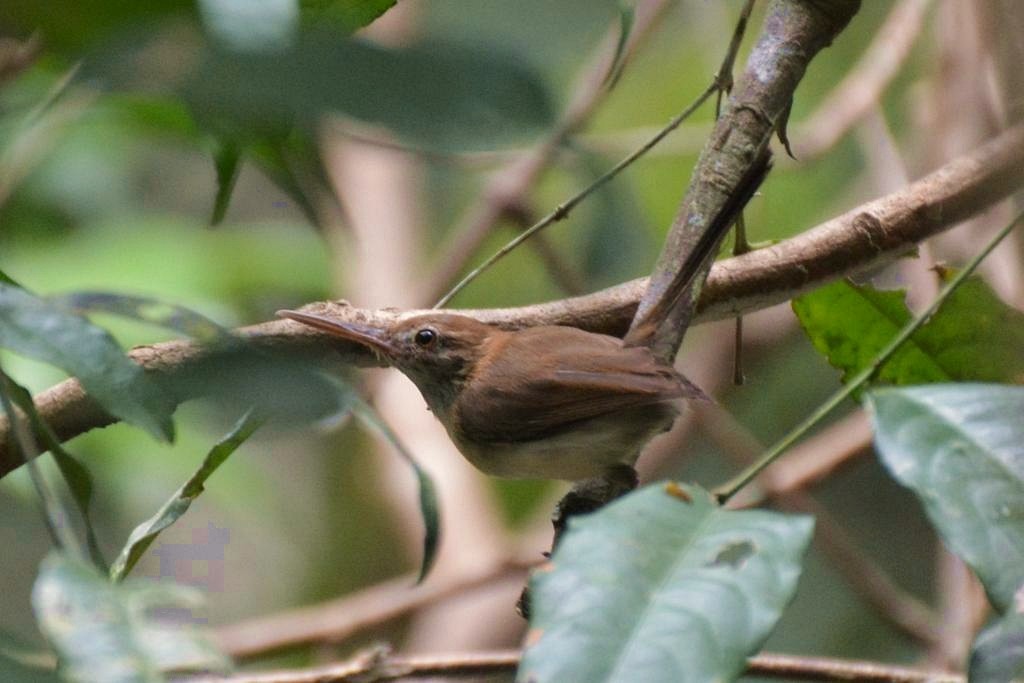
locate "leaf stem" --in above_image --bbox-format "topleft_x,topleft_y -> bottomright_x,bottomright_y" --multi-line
714,208 -> 1024,503
0,366 -> 82,556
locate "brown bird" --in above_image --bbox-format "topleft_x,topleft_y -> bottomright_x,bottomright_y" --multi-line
276,311 -> 707,480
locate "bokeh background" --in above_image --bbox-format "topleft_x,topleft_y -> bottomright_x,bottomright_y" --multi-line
1,0 -> 1021,679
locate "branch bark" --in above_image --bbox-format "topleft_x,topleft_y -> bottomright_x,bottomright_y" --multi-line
1,122 -> 1022,475
629,0 -> 862,359
185,648 -> 965,683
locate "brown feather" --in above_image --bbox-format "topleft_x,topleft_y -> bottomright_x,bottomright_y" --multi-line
454,326 -> 699,444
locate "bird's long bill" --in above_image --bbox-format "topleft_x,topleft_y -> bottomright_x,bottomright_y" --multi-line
277,310 -> 395,355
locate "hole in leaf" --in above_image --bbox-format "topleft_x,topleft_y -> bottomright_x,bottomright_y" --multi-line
708,540 -> 755,569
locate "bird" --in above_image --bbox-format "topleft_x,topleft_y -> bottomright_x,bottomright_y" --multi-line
276,310 -> 706,480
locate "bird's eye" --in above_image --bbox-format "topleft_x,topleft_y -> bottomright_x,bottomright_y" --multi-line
414,328 -> 437,347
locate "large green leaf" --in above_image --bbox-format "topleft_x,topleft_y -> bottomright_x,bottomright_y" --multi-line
0,283 -> 175,441
0,373 -> 106,569
792,275 -> 1024,389
519,483 -> 814,683
970,612 -> 1024,683
110,409 -> 264,581
89,25 -> 554,152
869,384 -> 1024,612
33,553 -> 230,683
352,400 -> 439,582
50,291 -> 227,342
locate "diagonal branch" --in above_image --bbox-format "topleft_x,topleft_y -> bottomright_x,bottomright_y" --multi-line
0,122 -> 1022,476
628,0 -> 862,360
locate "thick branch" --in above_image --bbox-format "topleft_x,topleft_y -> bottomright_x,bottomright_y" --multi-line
186,648 -> 964,683
1,122 -> 1022,475
630,0 -> 862,359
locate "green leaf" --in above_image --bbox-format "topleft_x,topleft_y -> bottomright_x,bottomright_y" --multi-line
519,483 -> 814,683
33,552 -> 230,682
0,268 -> 22,287
111,409 -> 264,581
970,612 -> 1024,683
604,3 -> 635,88
299,0 -> 397,32
2,0 -> 196,54
0,283 -> 175,441
93,25 -> 554,152
210,140 -> 242,226
792,276 -> 1024,391
0,374 -> 106,570
50,291 -> 227,342
869,384 -> 1024,612
352,401 -> 439,582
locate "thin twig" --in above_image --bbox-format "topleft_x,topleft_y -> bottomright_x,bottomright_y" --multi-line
423,0 -> 672,306
215,560 -> 531,659
433,0 -> 756,308
714,207 -> 1024,502
700,404 -> 940,646
183,648 -> 965,683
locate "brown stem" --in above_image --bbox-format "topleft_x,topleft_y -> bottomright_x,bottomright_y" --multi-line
215,560 -> 530,659
182,649 -> 965,682
1,123 -> 1022,475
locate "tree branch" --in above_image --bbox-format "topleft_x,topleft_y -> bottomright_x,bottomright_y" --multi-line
629,0 -> 862,359
183,648 -> 965,682
1,122 -> 1022,475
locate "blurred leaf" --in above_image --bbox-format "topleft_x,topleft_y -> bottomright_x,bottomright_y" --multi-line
299,0 -> 397,32
0,373 -> 106,570
0,283 -> 175,441
792,276 -> 1024,392
604,3 -> 635,88
33,552 -> 230,682
353,400 -> 439,582
578,148 -> 652,289
519,483 -> 814,683
166,343 -> 347,423
210,140 -> 242,225
199,0 -> 299,52
0,268 -> 22,287
90,25 -> 555,151
2,0 -> 196,54
110,409 -> 264,581
50,291 -> 227,342
869,384 -> 1024,612
970,612 -> 1024,683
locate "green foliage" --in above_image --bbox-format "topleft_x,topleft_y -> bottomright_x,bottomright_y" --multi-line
970,612 -> 1024,683
32,552 -> 229,682
0,373 -> 106,569
110,409 -> 264,581
519,483 -> 813,683
352,401 -> 440,582
299,0 -> 397,32
869,384 -> 1024,612
792,275 -> 1024,391
0,282 -> 175,441
51,291 -> 227,341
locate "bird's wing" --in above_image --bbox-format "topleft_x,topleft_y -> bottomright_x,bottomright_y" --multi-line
454,328 -> 703,443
